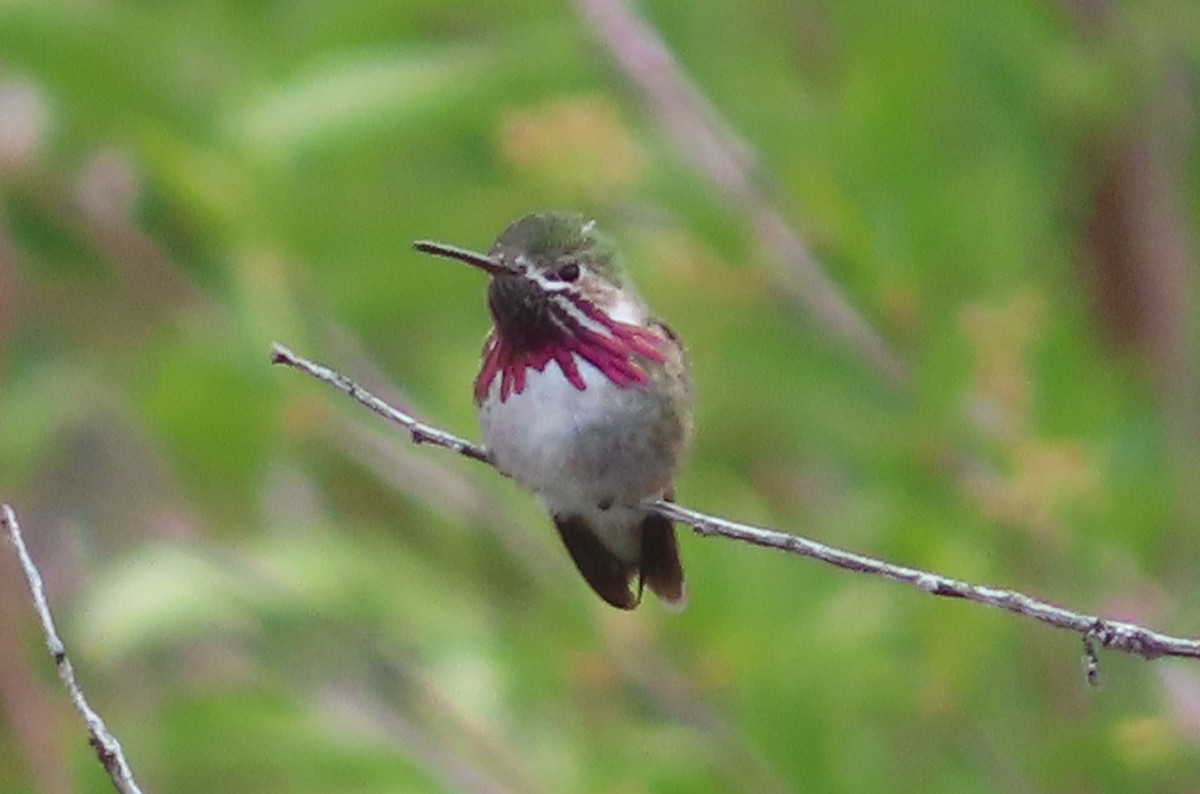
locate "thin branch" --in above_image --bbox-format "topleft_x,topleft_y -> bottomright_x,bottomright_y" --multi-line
648,500 -> 1200,665
271,343 -> 489,464
271,342 -> 1200,673
568,0 -> 1200,668
573,0 -> 908,386
1,505 -> 145,794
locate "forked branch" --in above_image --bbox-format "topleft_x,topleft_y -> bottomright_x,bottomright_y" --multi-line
271,342 -> 1200,678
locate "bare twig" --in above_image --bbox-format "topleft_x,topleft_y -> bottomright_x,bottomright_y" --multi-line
271,343 -> 489,464
649,500 -> 1200,662
271,342 -> 1200,673
1,504 -> 144,794
573,0 -> 908,385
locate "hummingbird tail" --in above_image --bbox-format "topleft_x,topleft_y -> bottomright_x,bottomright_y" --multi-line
552,509 -> 687,611
554,514 -> 640,610
639,511 -> 687,610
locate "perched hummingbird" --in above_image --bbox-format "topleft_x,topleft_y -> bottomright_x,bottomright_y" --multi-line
415,212 -> 693,610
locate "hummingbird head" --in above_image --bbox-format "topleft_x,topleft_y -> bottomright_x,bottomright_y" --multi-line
416,212 -> 636,351
415,212 -> 665,401
486,212 -> 631,348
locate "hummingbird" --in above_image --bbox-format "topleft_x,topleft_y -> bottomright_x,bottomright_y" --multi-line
414,212 -> 693,610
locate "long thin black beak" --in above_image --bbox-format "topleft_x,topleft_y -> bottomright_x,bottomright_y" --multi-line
413,241 -> 514,275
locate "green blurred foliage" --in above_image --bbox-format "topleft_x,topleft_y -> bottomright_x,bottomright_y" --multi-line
1,0 -> 1199,791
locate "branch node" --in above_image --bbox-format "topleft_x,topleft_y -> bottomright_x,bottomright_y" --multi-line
1082,632 -> 1102,688
914,574 -> 941,593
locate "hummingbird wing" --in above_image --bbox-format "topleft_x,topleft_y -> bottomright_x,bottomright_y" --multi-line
639,488 -> 687,610
553,514 -> 640,609
553,497 -> 687,611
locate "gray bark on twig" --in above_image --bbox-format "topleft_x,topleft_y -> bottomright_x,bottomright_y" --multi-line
2,504 -> 145,794
271,342 -> 1200,679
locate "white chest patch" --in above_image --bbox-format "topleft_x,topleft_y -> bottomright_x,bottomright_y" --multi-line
479,357 -> 621,498
478,350 -> 675,560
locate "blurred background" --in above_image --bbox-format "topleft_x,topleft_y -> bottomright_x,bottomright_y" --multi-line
1,0 -> 1199,791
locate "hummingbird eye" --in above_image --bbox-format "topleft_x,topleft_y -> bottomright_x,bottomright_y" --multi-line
551,262 -> 581,283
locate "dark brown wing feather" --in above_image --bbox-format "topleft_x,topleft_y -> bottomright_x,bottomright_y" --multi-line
639,510 -> 686,607
554,514 -> 640,609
